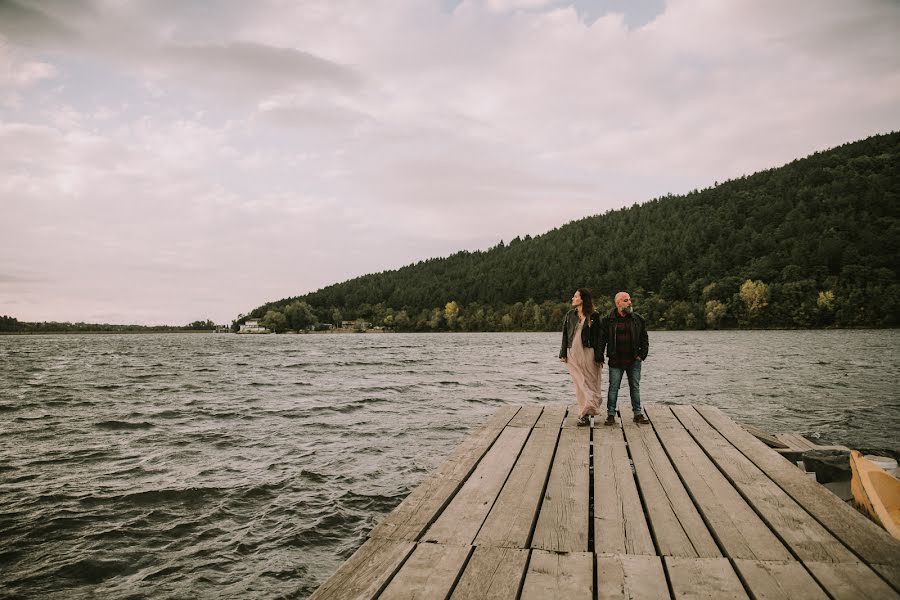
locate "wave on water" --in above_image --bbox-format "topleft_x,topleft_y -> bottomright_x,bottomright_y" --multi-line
95,420 -> 155,430
2,329 -> 897,600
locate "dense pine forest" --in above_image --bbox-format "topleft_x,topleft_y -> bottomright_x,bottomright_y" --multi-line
249,132 -> 899,332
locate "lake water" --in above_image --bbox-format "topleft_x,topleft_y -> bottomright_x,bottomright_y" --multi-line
1,330 -> 898,598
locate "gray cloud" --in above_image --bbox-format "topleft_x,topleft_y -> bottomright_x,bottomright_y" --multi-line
162,41 -> 363,93
0,0 -> 78,46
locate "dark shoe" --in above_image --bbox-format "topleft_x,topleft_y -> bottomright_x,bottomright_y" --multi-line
576,415 -> 590,427
634,414 -> 650,425
604,415 -> 616,426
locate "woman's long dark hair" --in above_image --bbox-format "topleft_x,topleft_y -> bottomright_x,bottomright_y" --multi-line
577,288 -> 594,326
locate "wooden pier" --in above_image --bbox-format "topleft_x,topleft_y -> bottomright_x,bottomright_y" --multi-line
310,403 -> 900,599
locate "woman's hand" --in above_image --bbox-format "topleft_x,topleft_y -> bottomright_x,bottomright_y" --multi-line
560,357 -> 567,363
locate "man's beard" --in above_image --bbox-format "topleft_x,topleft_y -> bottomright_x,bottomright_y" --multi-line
623,306 -> 633,315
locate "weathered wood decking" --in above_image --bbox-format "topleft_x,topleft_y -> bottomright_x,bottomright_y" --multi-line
310,403 -> 900,600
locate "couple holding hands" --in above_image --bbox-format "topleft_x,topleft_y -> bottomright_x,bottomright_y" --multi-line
559,289 -> 649,427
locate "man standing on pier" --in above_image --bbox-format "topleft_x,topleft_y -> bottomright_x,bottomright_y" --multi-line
597,292 -> 650,425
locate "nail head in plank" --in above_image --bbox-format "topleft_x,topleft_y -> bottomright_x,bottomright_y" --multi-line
475,425 -> 561,549
449,546 -> 529,600
671,405 -> 855,563
423,426 -> 531,545
665,557 -> 750,600
370,405 -> 520,541
531,427 -> 591,552
308,538 -> 415,600
622,416 -> 721,558
378,543 -> 472,600
520,550 -> 593,600
733,560 -> 829,600
694,404 -> 900,570
597,554 -> 670,600
594,442 -> 655,556
804,561 -> 900,600
646,406 -> 792,561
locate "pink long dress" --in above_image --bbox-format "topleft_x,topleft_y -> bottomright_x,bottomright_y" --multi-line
565,318 -> 602,418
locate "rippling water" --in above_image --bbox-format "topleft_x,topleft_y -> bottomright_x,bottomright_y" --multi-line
1,330 -> 898,598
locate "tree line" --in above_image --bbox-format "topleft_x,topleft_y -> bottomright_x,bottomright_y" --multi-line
244,131 -> 899,332
0,316 -> 219,333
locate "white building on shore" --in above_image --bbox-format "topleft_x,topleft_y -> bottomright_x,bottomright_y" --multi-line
238,319 -> 269,334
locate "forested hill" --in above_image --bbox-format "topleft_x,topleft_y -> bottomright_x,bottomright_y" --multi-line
246,131 -> 900,331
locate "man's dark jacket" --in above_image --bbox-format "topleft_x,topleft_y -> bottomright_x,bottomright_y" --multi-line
559,309 -> 603,362
596,308 -> 649,363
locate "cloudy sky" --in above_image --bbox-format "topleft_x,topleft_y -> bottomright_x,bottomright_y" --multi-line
1,0 -> 898,325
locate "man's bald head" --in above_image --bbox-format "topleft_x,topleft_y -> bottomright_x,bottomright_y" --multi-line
615,292 -> 632,315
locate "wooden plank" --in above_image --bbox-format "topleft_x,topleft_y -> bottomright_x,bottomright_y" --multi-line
534,403 -> 567,428
775,433 -> 817,451
475,425 -> 560,548
595,441 -> 656,556
597,555 -> 670,600
695,405 -> 900,573
370,405 -> 520,541
449,546 -> 529,600
423,426 -> 531,545
309,538 -> 415,600
379,543 -> 472,600
665,557 -> 750,600
593,421 -> 626,445
520,550 -> 593,600
672,405 -> 855,563
732,560 -> 828,600
741,424 -> 789,449
622,416 -> 721,558
531,426 -> 591,552
645,406 -> 792,561
805,561 -> 900,600
874,565 -> 900,595
508,405 -> 543,428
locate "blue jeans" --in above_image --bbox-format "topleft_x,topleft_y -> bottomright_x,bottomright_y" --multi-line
607,360 -> 642,416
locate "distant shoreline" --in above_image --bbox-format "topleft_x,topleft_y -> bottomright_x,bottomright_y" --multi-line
2,327 -> 894,336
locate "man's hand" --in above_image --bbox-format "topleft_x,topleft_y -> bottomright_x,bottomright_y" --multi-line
560,357 -> 567,363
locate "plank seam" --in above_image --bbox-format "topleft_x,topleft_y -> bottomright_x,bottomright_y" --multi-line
671,406 -> 813,562
671,406 -> 866,600
645,407 -> 734,560
469,424 -> 540,546
693,405 -> 900,595
437,543 -> 476,600
523,424 -> 566,549
625,428 -> 665,558
588,425 -> 595,557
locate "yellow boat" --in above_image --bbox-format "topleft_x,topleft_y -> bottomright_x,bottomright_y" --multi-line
850,450 -> 900,539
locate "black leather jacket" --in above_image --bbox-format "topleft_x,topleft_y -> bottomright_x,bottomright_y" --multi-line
559,309 -> 602,362
596,308 -> 649,363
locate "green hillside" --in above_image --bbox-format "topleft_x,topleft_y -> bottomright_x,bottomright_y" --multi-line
245,132 -> 900,331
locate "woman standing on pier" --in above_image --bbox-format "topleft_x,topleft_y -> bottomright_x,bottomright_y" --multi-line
559,288 -> 603,426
